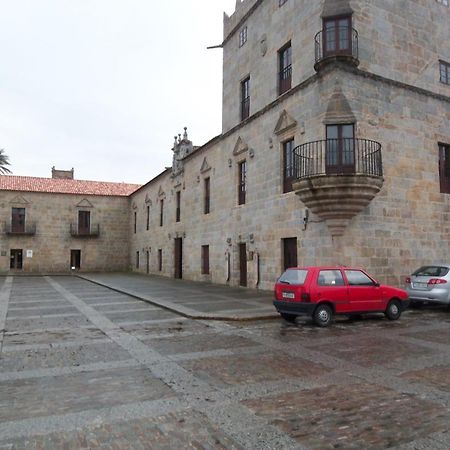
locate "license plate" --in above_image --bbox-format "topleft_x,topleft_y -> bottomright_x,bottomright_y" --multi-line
413,282 -> 427,289
282,292 -> 295,299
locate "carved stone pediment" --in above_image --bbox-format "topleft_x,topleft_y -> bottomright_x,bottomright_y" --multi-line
274,110 -> 297,136
233,137 -> 248,156
145,194 -> 152,205
76,198 -> 94,208
9,195 -> 30,205
200,157 -> 211,173
158,186 -> 165,198
323,85 -> 356,124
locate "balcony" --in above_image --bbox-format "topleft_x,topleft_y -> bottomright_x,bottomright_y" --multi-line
4,222 -> 36,236
314,26 -> 359,72
292,138 -> 384,237
70,223 -> 100,238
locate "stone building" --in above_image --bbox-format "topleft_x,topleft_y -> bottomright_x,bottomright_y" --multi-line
130,0 -> 450,290
1,0 -> 450,290
0,171 -> 140,273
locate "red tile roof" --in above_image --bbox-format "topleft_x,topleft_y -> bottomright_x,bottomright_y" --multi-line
0,175 -> 141,197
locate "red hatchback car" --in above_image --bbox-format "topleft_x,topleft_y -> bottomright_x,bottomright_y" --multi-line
273,266 -> 409,327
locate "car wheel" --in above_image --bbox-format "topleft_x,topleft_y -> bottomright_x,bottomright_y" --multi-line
385,300 -> 401,320
313,304 -> 333,327
280,313 -> 297,323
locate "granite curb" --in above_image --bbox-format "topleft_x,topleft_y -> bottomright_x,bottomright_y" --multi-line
76,274 -> 279,322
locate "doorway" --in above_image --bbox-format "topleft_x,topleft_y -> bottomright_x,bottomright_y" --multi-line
283,237 -> 298,270
70,250 -> 81,270
239,243 -> 247,287
10,249 -> 23,269
174,238 -> 183,279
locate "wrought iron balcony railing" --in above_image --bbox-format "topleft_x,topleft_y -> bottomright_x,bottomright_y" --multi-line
314,26 -> 359,70
70,223 -> 100,237
293,138 -> 383,179
4,222 -> 36,235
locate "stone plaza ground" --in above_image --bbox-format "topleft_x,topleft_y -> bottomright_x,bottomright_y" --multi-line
1,275 -> 450,449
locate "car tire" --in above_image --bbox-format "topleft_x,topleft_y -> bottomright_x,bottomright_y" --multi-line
385,300 -> 401,320
313,304 -> 333,327
280,313 -> 297,323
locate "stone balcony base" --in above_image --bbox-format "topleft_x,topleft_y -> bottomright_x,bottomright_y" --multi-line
293,174 -> 384,237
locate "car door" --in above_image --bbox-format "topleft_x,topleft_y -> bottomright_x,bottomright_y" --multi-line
315,269 -> 349,313
343,270 -> 383,312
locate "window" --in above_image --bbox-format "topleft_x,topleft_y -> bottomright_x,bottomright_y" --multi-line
239,26 -> 247,47
241,77 -> 250,121
160,200 -> 164,227
79,210 -> 90,235
283,139 -> 295,193
134,211 -> 137,234
344,270 -> 375,286
440,61 -> 450,85
146,251 -> 150,274
238,160 -> 247,205
146,205 -> 150,230
279,0 -> 288,5
201,245 -> 210,275
323,16 -> 352,57
136,251 -> 140,269
176,191 -> 181,222
278,269 -> 308,285
439,143 -> 450,194
317,270 -> 345,286
11,208 -> 25,233
326,124 -> 355,174
158,249 -> 162,271
436,0 -> 449,6
279,43 -> 292,95
204,177 -> 210,214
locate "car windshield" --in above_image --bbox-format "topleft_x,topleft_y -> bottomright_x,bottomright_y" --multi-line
413,266 -> 449,277
278,269 -> 308,285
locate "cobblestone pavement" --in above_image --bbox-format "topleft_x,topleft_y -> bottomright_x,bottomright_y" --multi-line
1,276 -> 450,449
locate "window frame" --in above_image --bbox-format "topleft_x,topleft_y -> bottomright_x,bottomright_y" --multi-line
204,177 -> 210,214
158,249 -> 162,271
160,200 -> 164,227
176,191 -> 181,223
239,26 -> 248,48
439,142 -> 450,194
322,15 -> 352,57
282,138 -> 296,193
241,76 -> 250,121
146,205 -> 150,230
11,207 -> 26,233
78,210 -> 91,235
201,245 -> 210,275
278,42 -> 292,95
136,251 -> 140,269
440,60 -> 450,85
238,160 -> 247,205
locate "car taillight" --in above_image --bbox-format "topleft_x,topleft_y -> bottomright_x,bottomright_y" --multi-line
428,279 -> 447,285
301,293 -> 310,302
405,277 -> 411,284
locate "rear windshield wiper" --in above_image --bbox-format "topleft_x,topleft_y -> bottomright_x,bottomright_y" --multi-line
279,280 -> 291,284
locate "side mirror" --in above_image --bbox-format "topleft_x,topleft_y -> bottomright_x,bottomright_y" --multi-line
374,282 -> 380,287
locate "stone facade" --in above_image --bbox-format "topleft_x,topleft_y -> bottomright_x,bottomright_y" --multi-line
130,0 -> 450,289
2,0 -> 449,288
0,190 -> 131,273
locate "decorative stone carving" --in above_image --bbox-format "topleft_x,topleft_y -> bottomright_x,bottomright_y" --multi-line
260,34 -> 267,56
323,85 -> 356,124
200,157 -> 212,173
158,186 -> 165,198
76,198 -> 94,208
171,127 -> 194,177
9,195 -> 30,205
274,110 -> 297,136
233,136 -> 249,156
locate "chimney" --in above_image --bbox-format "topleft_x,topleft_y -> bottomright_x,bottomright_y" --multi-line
51,166 -> 74,179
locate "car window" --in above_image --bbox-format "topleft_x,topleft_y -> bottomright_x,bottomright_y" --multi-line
413,266 -> 449,277
278,269 -> 308,285
345,270 -> 375,286
317,270 -> 345,286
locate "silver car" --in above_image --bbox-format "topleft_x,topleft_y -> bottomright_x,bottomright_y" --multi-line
406,264 -> 450,306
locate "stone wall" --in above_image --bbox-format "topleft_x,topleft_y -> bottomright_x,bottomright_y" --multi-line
0,192 -> 130,273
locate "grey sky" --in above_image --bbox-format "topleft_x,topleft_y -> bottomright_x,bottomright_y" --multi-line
0,0 -> 236,184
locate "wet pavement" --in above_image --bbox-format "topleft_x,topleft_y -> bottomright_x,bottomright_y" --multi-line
1,275 -> 450,449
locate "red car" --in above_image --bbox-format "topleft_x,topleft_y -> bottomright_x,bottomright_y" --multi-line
273,266 -> 409,327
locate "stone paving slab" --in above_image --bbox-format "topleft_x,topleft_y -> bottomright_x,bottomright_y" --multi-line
78,273 -> 278,320
3,275 -> 450,449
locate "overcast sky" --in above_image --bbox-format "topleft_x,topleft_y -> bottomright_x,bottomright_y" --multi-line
0,0 -> 236,184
